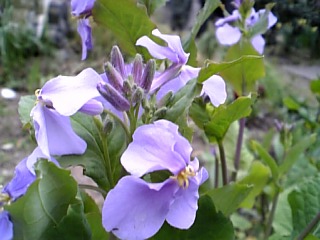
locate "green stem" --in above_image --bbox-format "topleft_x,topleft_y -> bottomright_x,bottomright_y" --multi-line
78,184 -> 107,196
218,140 -> 228,185
296,211 -> 320,240
265,189 -> 280,239
103,109 -> 130,141
100,131 -> 115,188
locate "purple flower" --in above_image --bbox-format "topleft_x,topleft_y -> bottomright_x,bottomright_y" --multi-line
215,8 -> 277,54
136,30 -> 227,106
71,0 -> 95,60
31,68 -> 103,157
0,211 -> 13,240
102,120 -> 208,239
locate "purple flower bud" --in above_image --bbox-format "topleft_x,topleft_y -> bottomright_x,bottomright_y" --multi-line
140,59 -> 155,92
104,62 -> 124,93
132,87 -> 144,105
97,82 -> 130,111
110,46 -> 126,78
132,54 -> 143,85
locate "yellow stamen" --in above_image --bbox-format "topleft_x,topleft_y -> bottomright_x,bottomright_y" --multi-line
171,165 -> 196,189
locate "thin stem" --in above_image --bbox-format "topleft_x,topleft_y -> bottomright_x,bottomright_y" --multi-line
79,184 -> 107,196
231,118 -> 246,181
218,140 -> 228,185
100,131 -> 115,188
265,189 -> 280,239
296,211 -> 320,240
103,109 -> 130,141
214,148 -> 219,188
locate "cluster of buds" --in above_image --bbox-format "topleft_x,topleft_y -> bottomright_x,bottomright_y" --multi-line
97,46 -> 155,112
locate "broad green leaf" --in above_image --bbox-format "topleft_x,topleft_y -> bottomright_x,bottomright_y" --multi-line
204,95 -> 254,142
138,0 -> 168,16
152,195 -> 234,240
239,161 -> 270,208
93,0 -> 156,56
251,140 -> 279,181
18,95 -> 36,128
288,175 -> 320,238
81,191 -> 109,240
279,134 -> 316,176
221,40 -> 265,95
189,98 -> 212,130
163,78 -> 200,123
206,183 -> 252,216
310,79 -> 320,95
230,213 -> 252,231
183,0 -> 220,66
6,160 -> 91,240
198,55 -> 263,83
283,96 -> 300,111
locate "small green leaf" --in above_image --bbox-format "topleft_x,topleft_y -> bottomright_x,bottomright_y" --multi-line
152,195 -> 234,240
221,40 -> 265,95
204,95 -> 254,142
288,175 -> 320,238
239,161 -> 270,208
138,0 -> 168,15
283,96 -> 301,111
206,183 -> 252,216
251,140 -> 279,181
198,55 -> 263,83
279,134 -> 316,176
6,160 -> 91,240
310,79 -> 320,95
18,95 -> 36,128
93,0 -> 156,56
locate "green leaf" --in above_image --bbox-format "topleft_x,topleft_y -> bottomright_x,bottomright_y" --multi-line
204,95 -> 255,142
283,96 -> 301,111
198,55 -> 263,83
138,0 -> 168,16
93,0 -> 156,56
221,40 -> 265,95
251,140 -> 279,181
279,134 -> 316,176
288,175 -> 320,238
18,95 -> 36,128
163,78 -> 200,123
239,161 -> 270,208
206,183 -> 252,216
310,79 -> 320,95
6,160 -> 91,240
248,6 -> 272,37
183,0 -> 220,66
152,195 -> 234,240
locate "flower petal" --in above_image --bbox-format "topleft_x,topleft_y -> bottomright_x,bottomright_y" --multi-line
102,176 -> 178,240
258,9 -> 277,28
216,24 -> 241,45
0,211 -> 13,240
166,166 -> 208,229
71,0 -> 95,16
251,34 -> 265,54
26,147 -> 60,174
40,68 -> 102,116
31,104 -> 87,157
201,75 -> 227,107
77,18 -> 93,60
3,158 -> 35,200
121,120 -> 192,176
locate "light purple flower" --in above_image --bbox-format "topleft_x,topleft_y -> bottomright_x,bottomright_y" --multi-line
31,68 -> 103,157
102,120 -> 208,239
215,8 -> 277,54
0,211 -> 13,240
136,30 -> 227,106
71,0 -> 95,60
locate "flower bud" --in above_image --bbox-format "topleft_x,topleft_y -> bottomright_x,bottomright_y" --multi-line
97,82 -> 130,111
132,87 -> 144,104
132,54 -> 143,85
154,107 -> 167,118
140,59 -> 155,92
110,45 -> 126,78
157,91 -> 173,107
103,118 -> 114,135
104,62 -> 124,93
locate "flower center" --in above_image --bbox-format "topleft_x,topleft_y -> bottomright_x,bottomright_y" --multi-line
172,165 -> 196,189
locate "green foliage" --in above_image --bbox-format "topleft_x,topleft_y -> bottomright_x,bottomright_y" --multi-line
152,195 -> 234,240
93,0 -> 156,57
138,0 -> 169,16
18,95 -> 36,128
5,161 -> 92,240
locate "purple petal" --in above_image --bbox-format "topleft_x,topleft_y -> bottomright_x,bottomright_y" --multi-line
121,120 -> 192,176
40,68 -> 102,116
251,34 -> 265,54
155,65 -> 200,99
31,103 -> 87,157
201,75 -> 227,107
3,158 -> 35,201
166,166 -> 208,229
216,24 -> 241,45
258,9 -> 277,28
215,10 -> 240,27
26,147 -> 60,174
71,0 -> 95,17
102,176 -> 178,240
0,211 -> 13,240
79,99 -> 103,115
150,64 -> 182,93
77,18 -> 93,60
